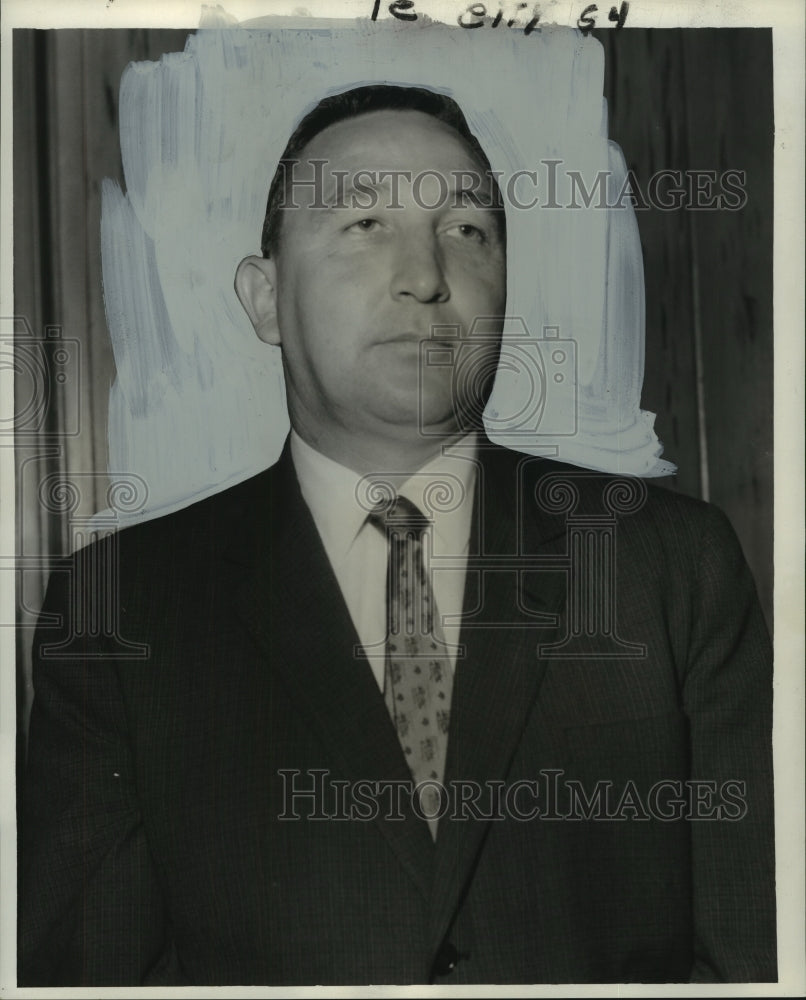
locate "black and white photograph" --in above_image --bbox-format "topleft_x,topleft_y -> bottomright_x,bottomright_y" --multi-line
2,0 -> 803,993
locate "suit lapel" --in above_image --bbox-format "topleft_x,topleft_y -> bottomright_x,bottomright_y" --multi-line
429,444 -> 569,950
233,442 -> 434,900
229,440 -> 572,927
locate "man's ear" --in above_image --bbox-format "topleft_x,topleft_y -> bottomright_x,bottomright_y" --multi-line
234,255 -> 281,346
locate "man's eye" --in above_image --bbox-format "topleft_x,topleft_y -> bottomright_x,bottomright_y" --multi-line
349,218 -> 379,232
447,222 -> 486,242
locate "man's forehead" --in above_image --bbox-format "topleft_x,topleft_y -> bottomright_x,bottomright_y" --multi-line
265,103 -> 506,246
295,108 -> 490,175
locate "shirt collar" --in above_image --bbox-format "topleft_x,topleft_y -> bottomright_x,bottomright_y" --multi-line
290,430 -> 478,563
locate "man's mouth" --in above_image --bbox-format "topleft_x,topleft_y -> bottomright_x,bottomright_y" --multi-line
382,331 -> 459,349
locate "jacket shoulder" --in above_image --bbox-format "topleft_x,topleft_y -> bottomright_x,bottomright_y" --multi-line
485,443 -> 739,560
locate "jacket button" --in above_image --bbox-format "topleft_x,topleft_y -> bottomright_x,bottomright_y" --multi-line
433,942 -> 460,976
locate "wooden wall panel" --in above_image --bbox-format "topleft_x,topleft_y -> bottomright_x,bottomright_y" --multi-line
14,30 -> 192,529
599,29 -> 703,498
599,29 -> 774,629
682,30 -> 774,630
14,29 -> 190,724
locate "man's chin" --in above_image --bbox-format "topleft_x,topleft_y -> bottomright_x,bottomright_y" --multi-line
374,400 -> 482,440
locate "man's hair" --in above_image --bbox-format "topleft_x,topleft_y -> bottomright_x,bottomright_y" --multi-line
260,84 -> 505,257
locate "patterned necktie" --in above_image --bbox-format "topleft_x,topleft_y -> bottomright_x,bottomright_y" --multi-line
370,495 -> 453,838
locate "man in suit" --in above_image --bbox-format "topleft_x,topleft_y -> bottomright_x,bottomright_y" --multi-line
20,85 -> 776,985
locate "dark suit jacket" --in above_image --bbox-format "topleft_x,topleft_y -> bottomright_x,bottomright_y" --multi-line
19,441 -> 776,985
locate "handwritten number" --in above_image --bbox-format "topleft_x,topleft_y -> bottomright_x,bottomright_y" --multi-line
577,4 -> 597,34
372,1 -> 622,32
608,2 -> 629,29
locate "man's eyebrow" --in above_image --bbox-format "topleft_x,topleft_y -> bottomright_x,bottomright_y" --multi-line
322,176 -> 389,204
312,174 -> 501,213
448,185 -> 499,211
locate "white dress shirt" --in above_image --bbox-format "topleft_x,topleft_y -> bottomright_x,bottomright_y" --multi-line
290,430 -> 478,690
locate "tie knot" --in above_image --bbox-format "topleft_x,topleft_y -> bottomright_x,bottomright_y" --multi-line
368,494 -> 431,535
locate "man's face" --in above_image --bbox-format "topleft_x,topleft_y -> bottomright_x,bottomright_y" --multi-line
265,109 -> 506,451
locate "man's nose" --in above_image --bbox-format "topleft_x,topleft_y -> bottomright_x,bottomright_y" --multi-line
390,235 -> 450,304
